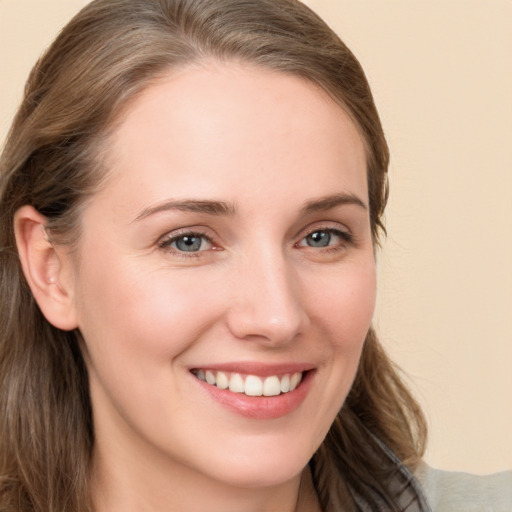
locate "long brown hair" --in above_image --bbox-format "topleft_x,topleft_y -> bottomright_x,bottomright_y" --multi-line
0,1 -> 426,510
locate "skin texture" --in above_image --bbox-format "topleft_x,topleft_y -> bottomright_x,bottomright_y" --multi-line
16,62 -> 376,512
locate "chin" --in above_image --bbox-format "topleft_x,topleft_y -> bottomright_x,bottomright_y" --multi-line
211,458 -> 307,490
191,431 -> 319,489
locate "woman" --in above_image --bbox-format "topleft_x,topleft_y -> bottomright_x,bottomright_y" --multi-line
0,1 -> 508,511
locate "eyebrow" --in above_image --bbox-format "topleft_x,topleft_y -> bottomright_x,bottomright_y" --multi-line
300,193 -> 367,214
133,192 -> 366,223
133,199 -> 236,222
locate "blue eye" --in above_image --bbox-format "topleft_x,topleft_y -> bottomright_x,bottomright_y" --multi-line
305,230 -> 332,247
174,235 -> 204,252
161,233 -> 212,253
299,228 -> 352,248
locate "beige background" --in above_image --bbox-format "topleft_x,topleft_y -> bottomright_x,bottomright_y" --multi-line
1,0 -> 511,474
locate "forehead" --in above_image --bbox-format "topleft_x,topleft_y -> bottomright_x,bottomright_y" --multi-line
99,62 -> 367,213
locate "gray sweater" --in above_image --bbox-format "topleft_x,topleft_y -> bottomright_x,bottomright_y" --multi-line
415,463 -> 512,512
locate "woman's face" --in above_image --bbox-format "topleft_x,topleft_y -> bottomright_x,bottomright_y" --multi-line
68,63 -> 376,490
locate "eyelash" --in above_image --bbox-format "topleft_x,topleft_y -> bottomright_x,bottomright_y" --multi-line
158,226 -> 354,257
158,229 -> 216,258
297,226 -> 354,251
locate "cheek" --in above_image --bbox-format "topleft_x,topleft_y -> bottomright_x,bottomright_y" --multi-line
309,260 -> 377,345
298,261 -> 376,443
74,259 -> 230,437
74,254 -> 226,370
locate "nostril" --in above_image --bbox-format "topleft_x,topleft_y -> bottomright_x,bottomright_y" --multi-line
226,312 -> 305,345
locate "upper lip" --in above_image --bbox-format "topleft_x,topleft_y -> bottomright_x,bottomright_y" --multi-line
189,362 -> 315,377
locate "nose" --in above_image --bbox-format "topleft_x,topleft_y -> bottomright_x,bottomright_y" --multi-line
225,247 -> 309,346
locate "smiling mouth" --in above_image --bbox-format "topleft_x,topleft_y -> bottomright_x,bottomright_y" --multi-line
191,369 -> 304,397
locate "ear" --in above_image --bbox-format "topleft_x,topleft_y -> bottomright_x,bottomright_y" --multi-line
14,205 -> 79,331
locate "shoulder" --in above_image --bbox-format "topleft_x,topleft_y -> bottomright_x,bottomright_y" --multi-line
414,462 -> 512,512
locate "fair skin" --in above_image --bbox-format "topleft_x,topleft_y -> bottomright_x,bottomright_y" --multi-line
15,62 -> 376,512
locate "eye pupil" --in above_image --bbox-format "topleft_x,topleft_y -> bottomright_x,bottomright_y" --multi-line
307,231 -> 330,247
176,235 -> 202,252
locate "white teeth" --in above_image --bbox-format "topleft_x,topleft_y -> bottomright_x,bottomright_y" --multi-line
263,376 -> 281,396
229,373 -> 244,393
290,372 -> 301,391
205,370 -> 216,385
195,370 -> 304,396
216,371 -> 229,389
280,374 -> 290,393
245,375 -> 263,396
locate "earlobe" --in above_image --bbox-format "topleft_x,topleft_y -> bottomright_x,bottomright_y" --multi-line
14,205 -> 79,331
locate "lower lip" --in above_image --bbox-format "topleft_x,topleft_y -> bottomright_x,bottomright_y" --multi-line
194,371 -> 315,420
